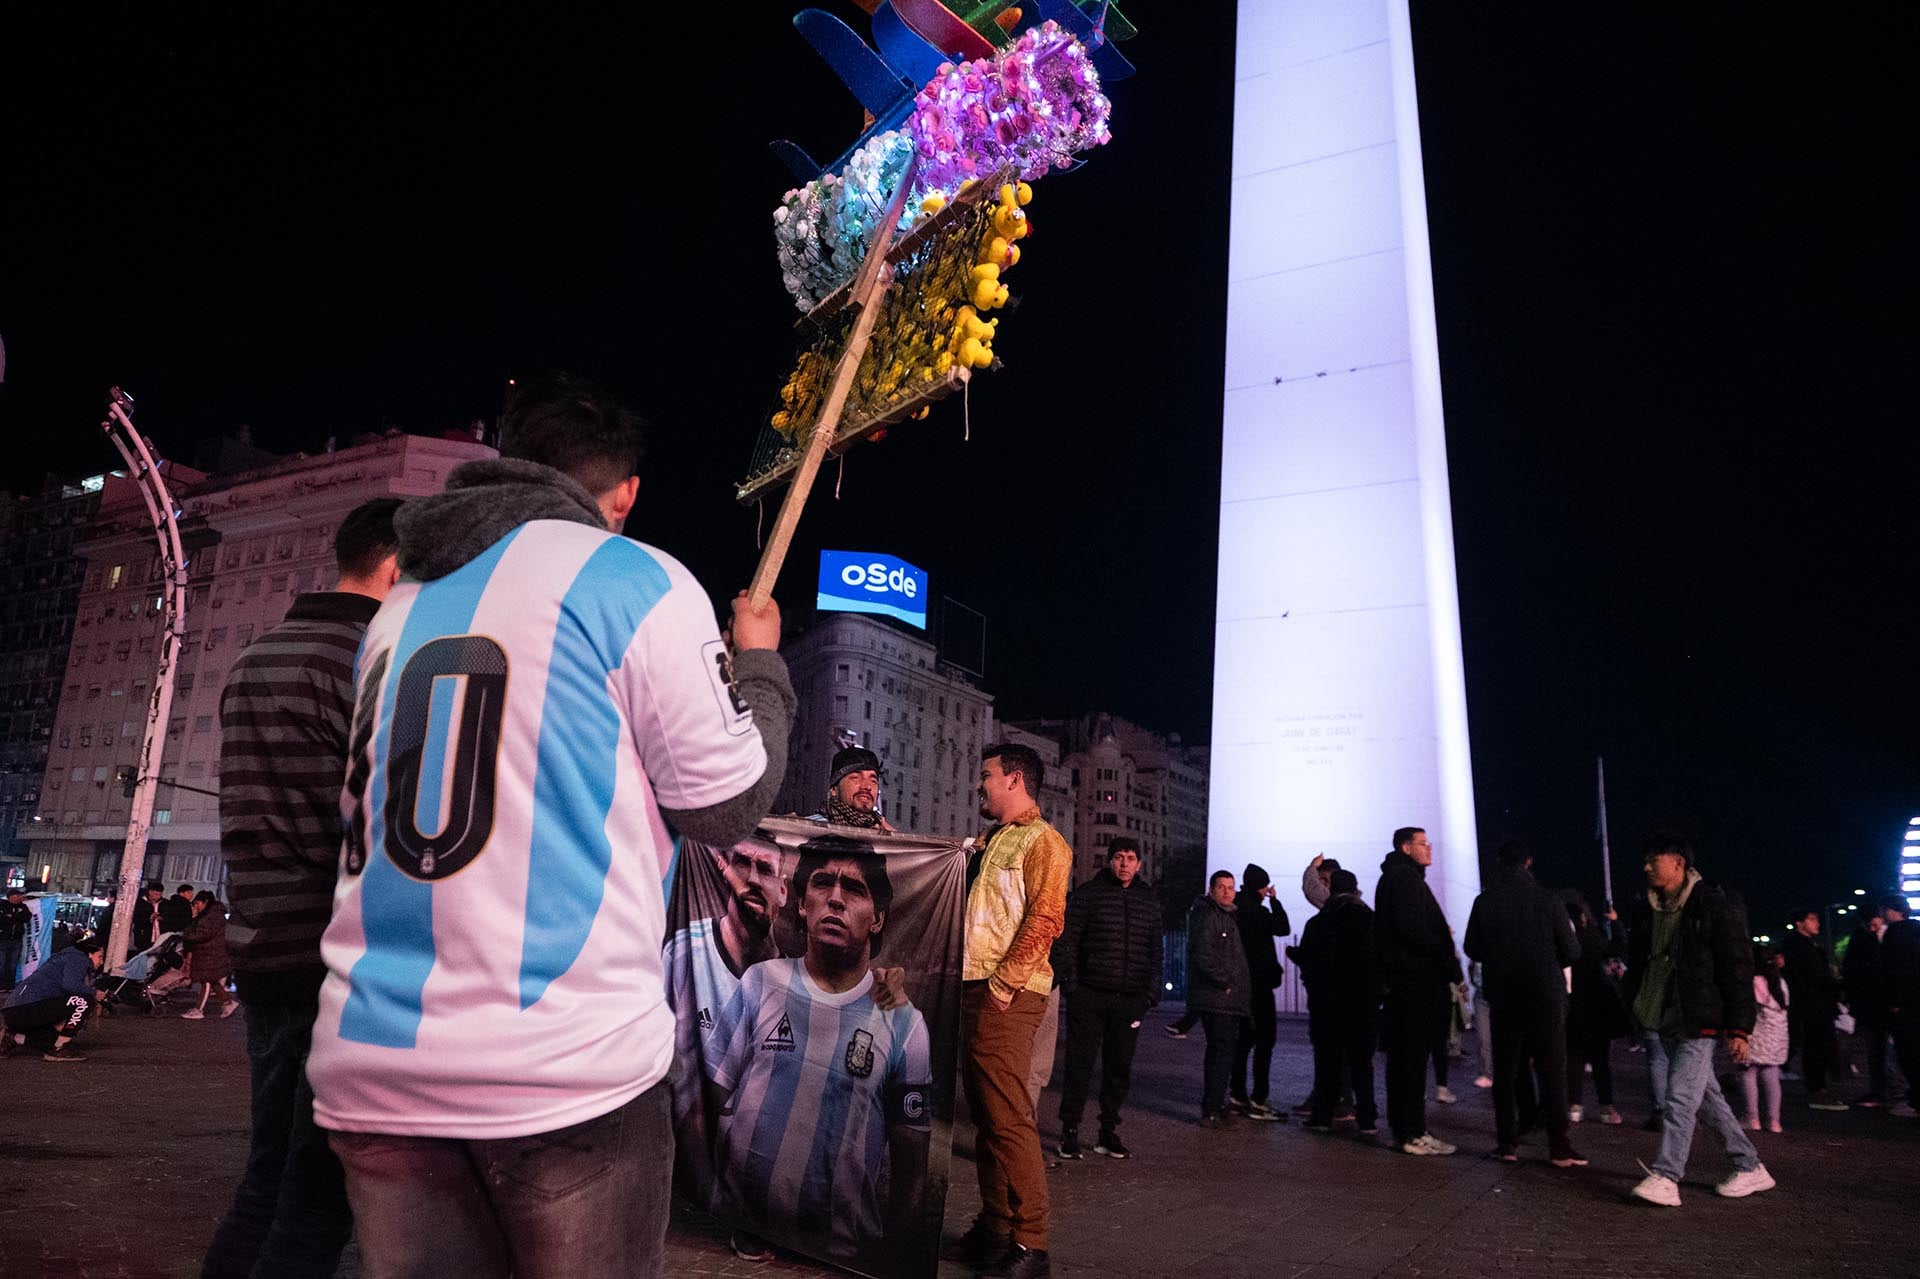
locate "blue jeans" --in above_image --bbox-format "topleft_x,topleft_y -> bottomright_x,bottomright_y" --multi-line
329,1082 -> 673,1279
202,997 -> 352,1279
1651,1036 -> 1760,1182
1200,1013 -> 1243,1116
1642,1031 -> 1669,1113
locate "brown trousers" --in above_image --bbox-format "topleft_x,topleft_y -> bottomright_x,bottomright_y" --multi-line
962,983 -> 1050,1249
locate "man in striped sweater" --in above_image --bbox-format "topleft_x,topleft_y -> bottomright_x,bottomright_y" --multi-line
201,497 -> 402,1279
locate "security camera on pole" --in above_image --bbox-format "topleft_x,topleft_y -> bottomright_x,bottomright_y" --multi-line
98,388 -> 190,971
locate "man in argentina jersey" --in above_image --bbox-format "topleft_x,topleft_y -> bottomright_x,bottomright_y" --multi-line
305,373 -> 795,1279
707,836 -> 933,1269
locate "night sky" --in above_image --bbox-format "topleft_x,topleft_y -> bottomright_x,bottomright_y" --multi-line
4,6 -> 1912,924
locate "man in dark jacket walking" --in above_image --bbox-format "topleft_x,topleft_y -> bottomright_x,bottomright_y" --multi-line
1297,870 -> 1378,1137
1375,827 -> 1458,1156
1052,838 -> 1162,1159
1782,910 -> 1846,1109
1186,870 -> 1250,1126
1623,833 -> 1773,1207
1463,842 -> 1583,1167
1229,864 -> 1290,1121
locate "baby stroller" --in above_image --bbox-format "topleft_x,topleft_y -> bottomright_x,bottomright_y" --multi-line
97,932 -> 187,1014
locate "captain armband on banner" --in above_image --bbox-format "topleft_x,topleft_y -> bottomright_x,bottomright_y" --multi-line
887,1078 -> 934,1129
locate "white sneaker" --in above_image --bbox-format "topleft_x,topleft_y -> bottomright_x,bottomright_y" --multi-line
180,1009 -> 205,1020
1568,1104 -> 1584,1124
1473,1074 -> 1493,1089
1435,1086 -> 1459,1105
1408,1132 -> 1456,1155
1630,1173 -> 1682,1207
1400,1137 -> 1442,1156
220,1001 -> 240,1020
1715,1165 -> 1776,1199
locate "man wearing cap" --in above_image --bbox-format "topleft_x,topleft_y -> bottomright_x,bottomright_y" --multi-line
1229,863 -> 1290,1120
2,935 -> 104,1061
811,746 -> 896,832
1623,832 -> 1774,1206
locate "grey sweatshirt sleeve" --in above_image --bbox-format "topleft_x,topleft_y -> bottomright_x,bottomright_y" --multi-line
1302,859 -> 1329,910
660,648 -> 796,847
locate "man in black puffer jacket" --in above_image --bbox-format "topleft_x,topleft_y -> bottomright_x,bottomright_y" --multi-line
1052,839 -> 1162,1159
1463,842 -> 1581,1166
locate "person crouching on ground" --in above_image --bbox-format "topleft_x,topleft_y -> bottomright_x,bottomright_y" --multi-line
2,936 -> 104,1061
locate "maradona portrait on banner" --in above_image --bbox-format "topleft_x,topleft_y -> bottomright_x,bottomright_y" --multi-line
704,834 -> 933,1271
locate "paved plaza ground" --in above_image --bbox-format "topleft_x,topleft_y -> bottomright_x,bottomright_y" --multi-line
1,1004 -> 1912,1278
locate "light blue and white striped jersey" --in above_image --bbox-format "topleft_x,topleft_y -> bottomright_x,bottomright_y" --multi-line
710,957 -> 931,1263
308,520 -> 767,1139
664,916 -> 744,1141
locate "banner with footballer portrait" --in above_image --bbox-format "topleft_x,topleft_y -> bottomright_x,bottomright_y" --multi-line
666,816 -> 966,1279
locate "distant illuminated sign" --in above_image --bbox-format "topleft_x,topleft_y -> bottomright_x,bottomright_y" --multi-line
818,551 -> 928,629
80,475 -> 106,493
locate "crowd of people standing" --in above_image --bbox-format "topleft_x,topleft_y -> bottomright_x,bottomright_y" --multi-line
1038,824 -> 1919,1220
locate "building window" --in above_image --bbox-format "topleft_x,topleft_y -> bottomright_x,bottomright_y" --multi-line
243,577 -> 262,600
835,664 -> 849,684
193,715 -> 213,735
108,565 -> 124,589
155,809 -> 171,824
864,701 -> 872,721
833,695 -> 848,717
206,628 -> 227,651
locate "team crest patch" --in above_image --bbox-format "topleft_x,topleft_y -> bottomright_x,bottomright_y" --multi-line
763,1013 -> 795,1052
702,639 -> 755,737
845,1029 -> 876,1077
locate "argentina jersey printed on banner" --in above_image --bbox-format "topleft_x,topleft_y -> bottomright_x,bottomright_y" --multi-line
707,958 -> 932,1263
307,519 -> 767,1140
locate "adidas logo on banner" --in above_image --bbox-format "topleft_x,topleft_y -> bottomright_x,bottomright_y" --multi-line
763,1013 -> 796,1052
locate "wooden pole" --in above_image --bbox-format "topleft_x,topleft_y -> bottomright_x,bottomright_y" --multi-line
746,164 -> 919,610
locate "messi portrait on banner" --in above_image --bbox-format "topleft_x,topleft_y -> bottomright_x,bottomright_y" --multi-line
666,816 -> 965,1278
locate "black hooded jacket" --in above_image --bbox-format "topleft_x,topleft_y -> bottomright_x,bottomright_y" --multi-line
1462,864 -> 1579,1007
1373,850 -> 1455,988
1234,886 -> 1291,991
1297,891 -> 1378,1013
